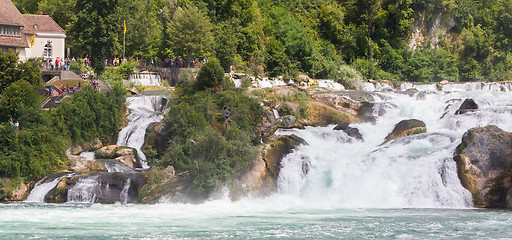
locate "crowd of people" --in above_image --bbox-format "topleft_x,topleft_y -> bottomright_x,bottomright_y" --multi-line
42,56 -> 91,71
163,57 -> 207,68
41,55 -> 209,70
47,82 -> 82,97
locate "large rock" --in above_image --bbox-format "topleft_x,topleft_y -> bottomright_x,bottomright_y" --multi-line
333,123 -> 363,141
277,115 -> 297,128
384,119 -> 426,143
114,148 -> 141,168
143,122 -> 167,159
95,145 -> 118,158
46,172 -> 147,204
304,101 -> 359,127
455,98 -> 478,115
94,145 -> 141,168
0,179 -> 29,201
231,135 -> 306,200
67,148 -> 105,172
311,92 -> 361,116
454,125 -> 512,208
138,170 -> 192,204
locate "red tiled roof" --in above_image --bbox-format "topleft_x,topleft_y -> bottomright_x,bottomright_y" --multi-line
0,36 -> 29,48
0,0 -> 24,26
0,0 -> 64,48
23,15 -> 65,34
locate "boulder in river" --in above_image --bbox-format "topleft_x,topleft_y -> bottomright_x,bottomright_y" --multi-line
384,119 -> 426,143
455,98 -> 478,115
454,125 -> 512,208
333,123 -> 363,141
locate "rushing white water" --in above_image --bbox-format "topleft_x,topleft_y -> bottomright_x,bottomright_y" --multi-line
67,175 -> 101,203
276,88 -> 512,208
25,174 -> 73,203
104,160 -> 136,173
79,151 -> 95,160
120,178 -> 131,205
116,95 -> 166,168
129,72 -> 162,86
317,80 -> 345,90
258,78 -> 286,88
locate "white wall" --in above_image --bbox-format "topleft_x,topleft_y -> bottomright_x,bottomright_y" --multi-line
28,32 -> 66,60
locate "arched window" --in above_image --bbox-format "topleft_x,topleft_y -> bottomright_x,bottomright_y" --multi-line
43,41 -> 52,59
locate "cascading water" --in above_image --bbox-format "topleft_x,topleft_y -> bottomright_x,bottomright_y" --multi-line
116,95 -> 166,168
67,175 -> 101,203
276,86 -> 512,208
120,178 -> 131,204
103,160 -> 136,173
129,73 -> 162,86
258,78 -> 287,88
25,173 -> 74,203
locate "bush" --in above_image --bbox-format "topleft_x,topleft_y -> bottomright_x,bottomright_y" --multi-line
51,84 -> 126,145
337,65 -> 363,90
154,89 -> 263,197
195,58 -> 224,91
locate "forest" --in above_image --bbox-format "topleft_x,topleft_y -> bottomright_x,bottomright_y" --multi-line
12,0 -> 512,82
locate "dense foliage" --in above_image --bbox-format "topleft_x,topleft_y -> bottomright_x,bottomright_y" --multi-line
13,0 -> 512,82
0,52 -> 126,189
147,65 -> 263,197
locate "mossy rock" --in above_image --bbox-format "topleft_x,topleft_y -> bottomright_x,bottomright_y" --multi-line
453,125 -> 512,208
138,170 -> 191,204
304,101 -> 359,127
263,135 -> 306,178
384,119 -> 427,143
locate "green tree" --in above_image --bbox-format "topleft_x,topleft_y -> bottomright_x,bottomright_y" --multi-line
13,0 -> 41,14
38,0 -> 77,30
0,81 -> 39,121
68,0 -> 121,76
118,0 -> 163,61
166,4 -> 214,60
0,51 -> 42,94
195,58 -> 224,91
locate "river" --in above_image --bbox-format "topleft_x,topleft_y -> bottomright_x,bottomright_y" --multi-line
7,82 -> 512,238
1,201 -> 512,239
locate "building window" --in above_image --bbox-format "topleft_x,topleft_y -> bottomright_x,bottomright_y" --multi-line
0,25 -> 21,37
43,41 -> 53,58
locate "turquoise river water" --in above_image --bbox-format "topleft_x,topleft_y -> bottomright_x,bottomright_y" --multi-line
1,202 -> 512,239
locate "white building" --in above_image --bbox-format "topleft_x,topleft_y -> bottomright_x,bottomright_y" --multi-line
0,0 -> 65,61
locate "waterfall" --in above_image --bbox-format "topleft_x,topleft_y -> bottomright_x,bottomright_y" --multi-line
128,72 -> 162,86
258,78 -> 286,88
120,178 -> 131,204
79,151 -> 95,160
117,95 -> 166,168
67,175 -> 101,203
104,160 -> 136,173
25,173 -> 73,203
276,88 -> 512,208
317,80 -> 345,90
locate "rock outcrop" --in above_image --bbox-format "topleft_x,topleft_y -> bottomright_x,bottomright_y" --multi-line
231,135 -> 306,200
0,178 -> 30,201
455,98 -> 478,115
454,125 -> 512,208
384,119 -> 427,143
333,123 -> 363,141
95,145 -> 141,168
